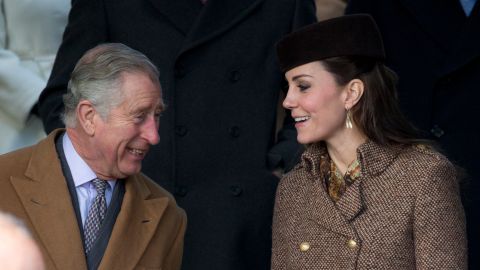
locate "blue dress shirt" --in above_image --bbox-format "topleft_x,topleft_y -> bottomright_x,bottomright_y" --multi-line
460,0 -> 477,16
62,133 -> 116,227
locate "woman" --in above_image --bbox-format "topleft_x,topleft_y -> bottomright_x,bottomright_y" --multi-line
0,0 -> 69,154
271,15 -> 467,269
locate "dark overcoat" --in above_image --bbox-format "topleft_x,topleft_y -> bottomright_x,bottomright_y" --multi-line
38,0 -> 317,269
346,1 -> 480,267
272,141 -> 467,269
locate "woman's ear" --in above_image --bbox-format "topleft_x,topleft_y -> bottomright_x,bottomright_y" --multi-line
344,79 -> 364,109
76,100 -> 96,136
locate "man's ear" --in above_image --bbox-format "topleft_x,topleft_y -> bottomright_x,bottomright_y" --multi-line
344,79 -> 364,109
76,100 -> 96,136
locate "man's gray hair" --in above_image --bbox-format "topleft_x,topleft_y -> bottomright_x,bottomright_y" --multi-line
63,43 -> 162,127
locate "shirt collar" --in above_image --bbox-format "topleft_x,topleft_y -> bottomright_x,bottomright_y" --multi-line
62,133 -> 116,190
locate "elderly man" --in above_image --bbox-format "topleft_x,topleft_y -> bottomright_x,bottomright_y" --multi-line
0,211 -> 45,270
0,43 -> 186,270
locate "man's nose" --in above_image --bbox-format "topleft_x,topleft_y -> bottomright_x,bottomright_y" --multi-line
142,115 -> 160,145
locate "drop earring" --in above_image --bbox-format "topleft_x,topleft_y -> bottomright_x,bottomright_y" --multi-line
345,109 -> 353,129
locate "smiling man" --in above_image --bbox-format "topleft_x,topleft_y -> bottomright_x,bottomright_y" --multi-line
0,43 -> 186,270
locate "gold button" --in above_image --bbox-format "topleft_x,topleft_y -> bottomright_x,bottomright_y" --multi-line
415,144 -> 427,150
299,242 -> 310,252
347,239 -> 357,249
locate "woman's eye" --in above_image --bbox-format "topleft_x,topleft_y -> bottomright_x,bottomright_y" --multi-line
298,84 -> 310,91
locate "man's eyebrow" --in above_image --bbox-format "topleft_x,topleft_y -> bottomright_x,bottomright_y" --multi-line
157,103 -> 166,111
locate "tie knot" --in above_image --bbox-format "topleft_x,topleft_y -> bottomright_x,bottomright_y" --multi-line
92,178 -> 108,195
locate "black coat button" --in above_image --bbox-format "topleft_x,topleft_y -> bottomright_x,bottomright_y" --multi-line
442,76 -> 452,85
175,125 -> 188,137
229,70 -> 241,83
175,185 -> 188,197
230,185 -> 243,196
175,64 -> 185,79
430,124 -> 445,138
229,126 -> 240,138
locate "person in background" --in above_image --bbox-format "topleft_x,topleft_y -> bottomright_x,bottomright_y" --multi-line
272,15 -> 467,269
345,1 -> 479,268
0,43 -> 186,270
37,0 -> 317,269
0,211 -> 45,270
315,0 -> 347,21
0,0 -> 70,154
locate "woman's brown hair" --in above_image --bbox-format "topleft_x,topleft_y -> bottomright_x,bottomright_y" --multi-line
322,56 -> 427,146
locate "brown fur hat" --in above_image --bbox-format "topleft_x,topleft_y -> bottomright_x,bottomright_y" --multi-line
276,14 -> 385,72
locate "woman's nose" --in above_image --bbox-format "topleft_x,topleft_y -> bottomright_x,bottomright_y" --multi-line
282,90 -> 296,109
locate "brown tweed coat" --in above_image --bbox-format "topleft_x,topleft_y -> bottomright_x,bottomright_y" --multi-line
271,141 -> 467,269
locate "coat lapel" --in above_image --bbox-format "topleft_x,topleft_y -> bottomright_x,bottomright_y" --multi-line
99,175 -> 170,270
146,0 -> 202,35
440,2 -> 480,76
179,0 -> 264,54
301,144 -> 356,238
10,130 -> 87,269
336,179 -> 365,222
307,179 -> 357,238
304,141 -> 403,236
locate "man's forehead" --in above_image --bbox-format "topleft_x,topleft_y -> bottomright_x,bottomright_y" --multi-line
122,93 -> 162,111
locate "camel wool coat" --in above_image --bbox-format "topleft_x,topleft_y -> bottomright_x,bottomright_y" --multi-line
0,130 -> 187,270
272,141 -> 467,269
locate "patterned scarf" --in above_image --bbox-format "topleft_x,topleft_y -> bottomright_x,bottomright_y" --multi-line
322,156 -> 361,202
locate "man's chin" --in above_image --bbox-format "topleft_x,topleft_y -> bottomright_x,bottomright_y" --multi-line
118,165 -> 142,179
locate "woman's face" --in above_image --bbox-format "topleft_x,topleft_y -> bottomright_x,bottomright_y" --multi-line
283,61 -> 348,144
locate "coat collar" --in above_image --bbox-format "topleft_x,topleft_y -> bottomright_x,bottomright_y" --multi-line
397,0 -> 466,52
11,129 -> 171,270
397,0 -> 480,77
300,140 -> 403,179
300,141 -> 403,235
179,0 -> 264,54
439,2 -> 480,76
146,0 -> 264,54
145,0 -> 203,35
11,129 -> 88,269
356,140 -> 404,177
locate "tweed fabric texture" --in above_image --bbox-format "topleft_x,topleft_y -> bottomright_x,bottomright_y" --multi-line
272,141 -> 467,269
84,178 -> 108,254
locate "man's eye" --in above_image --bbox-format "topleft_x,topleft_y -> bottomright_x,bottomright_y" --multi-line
154,112 -> 161,123
134,113 -> 146,122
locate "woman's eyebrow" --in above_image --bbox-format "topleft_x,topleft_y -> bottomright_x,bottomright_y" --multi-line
292,74 -> 313,81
